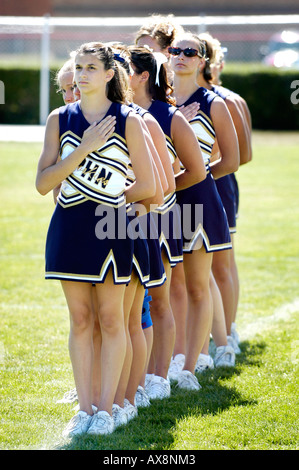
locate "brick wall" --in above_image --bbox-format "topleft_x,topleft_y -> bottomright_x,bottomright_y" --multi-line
0,0 -> 52,16
52,0 -> 299,16
1,0 -> 298,16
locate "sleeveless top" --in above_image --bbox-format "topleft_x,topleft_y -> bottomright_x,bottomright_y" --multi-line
126,102 -> 148,187
57,101 -> 132,209
180,87 -> 217,172
148,100 -> 178,167
211,84 -> 231,100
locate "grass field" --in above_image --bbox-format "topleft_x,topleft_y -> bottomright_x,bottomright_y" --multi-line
0,132 -> 298,451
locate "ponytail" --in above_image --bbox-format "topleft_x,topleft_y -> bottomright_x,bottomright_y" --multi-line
128,46 -> 175,105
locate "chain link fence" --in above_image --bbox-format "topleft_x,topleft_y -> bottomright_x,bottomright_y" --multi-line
1,14 -> 298,123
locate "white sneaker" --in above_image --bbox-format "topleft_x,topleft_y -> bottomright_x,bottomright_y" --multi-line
231,322 -> 240,345
195,354 -> 214,373
124,398 -> 138,421
62,411 -> 92,437
176,370 -> 201,391
87,410 -> 114,435
144,373 -> 155,392
147,375 -> 171,400
214,345 -> 235,367
168,354 -> 185,381
57,387 -> 78,404
112,404 -> 128,428
227,335 -> 241,354
134,386 -> 151,408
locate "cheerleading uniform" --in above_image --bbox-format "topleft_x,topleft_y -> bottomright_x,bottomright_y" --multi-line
148,100 -> 183,267
175,87 -> 232,252
127,102 -> 166,288
45,100 -> 135,284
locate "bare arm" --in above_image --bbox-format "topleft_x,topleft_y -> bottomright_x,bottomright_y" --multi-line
233,95 -> 253,163
225,96 -> 251,165
136,129 -> 164,210
140,115 -> 168,195
124,113 -> 156,204
143,113 -> 176,196
210,97 -> 239,179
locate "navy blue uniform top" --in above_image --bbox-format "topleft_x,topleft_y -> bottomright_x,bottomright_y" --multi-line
148,100 -> 178,165
58,100 -> 132,208
180,87 -> 218,171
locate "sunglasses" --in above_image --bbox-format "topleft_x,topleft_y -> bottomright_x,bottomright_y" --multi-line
168,47 -> 200,58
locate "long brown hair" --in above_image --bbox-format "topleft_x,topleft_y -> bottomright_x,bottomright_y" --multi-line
128,46 -> 175,105
74,42 -> 130,103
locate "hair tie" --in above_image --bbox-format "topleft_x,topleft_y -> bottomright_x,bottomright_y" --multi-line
143,44 -> 154,52
153,52 -> 168,86
114,53 -> 125,64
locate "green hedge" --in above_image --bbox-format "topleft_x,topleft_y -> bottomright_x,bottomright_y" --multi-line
0,67 -> 63,125
0,64 -> 298,129
221,64 -> 299,130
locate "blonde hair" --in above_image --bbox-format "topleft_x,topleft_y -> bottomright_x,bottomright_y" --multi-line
135,14 -> 184,50
55,58 -> 74,92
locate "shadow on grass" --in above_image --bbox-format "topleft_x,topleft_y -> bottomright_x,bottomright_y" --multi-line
56,339 -> 266,451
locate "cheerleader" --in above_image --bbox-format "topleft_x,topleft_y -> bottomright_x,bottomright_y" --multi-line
54,56 -> 110,411
197,33 -> 252,353
107,52 -> 167,423
127,45 -> 206,398
206,35 -> 253,347
134,19 -> 197,373
108,48 -> 174,408
197,33 -> 251,353
36,42 -> 156,437
168,32 -> 239,389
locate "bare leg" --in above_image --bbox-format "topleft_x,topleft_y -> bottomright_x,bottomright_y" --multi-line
91,286 -> 102,406
94,270 -> 127,415
170,262 -> 187,357
209,272 -> 228,347
140,325 -> 153,387
183,246 -> 213,374
148,251 -> 175,379
113,273 -> 139,407
61,281 -> 95,415
212,248 -> 235,335
126,282 -> 147,403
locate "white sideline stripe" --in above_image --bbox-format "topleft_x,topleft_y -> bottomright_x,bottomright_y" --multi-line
0,125 -> 45,142
241,298 -> 299,340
